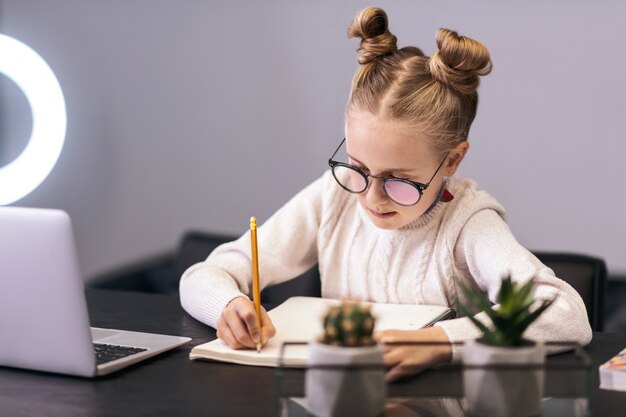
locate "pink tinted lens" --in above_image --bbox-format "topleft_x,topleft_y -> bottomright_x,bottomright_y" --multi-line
385,180 -> 421,205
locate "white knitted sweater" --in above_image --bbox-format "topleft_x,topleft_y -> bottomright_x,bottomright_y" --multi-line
179,170 -> 592,360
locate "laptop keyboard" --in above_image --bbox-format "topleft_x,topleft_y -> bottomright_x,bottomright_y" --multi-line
93,343 -> 147,365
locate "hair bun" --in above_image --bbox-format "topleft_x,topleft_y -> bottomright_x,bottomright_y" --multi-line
428,28 -> 492,94
348,7 -> 398,65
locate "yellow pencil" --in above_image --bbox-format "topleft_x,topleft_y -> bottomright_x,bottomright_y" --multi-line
250,217 -> 262,353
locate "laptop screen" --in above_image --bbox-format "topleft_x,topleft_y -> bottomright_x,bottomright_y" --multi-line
0,207 -> 96,376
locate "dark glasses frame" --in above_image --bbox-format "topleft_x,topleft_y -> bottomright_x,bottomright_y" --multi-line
328,137 -> 448,207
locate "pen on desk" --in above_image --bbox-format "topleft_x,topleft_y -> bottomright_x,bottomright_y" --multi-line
250,217 -> 262,353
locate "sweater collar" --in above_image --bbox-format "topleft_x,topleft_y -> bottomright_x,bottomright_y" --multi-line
399,180 -> 452,230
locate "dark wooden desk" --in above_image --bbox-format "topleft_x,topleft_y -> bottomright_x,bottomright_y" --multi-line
0,289 -> 624,416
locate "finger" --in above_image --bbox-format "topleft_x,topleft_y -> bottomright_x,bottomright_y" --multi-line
383,348 -> 402,367
385,359 -> 427,382
216,315 -> 227,342
223,306 -> 257,348
259,307 -> 276,345
216,317 -> 245,349
380,340 -> 396,354
233,302 -> 263,345
385,364 -> 410,383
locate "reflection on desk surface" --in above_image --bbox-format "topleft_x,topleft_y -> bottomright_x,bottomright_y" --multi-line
281,396 -> 589,417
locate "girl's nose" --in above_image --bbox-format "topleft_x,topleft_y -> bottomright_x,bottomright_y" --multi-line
365,177 -> 389,205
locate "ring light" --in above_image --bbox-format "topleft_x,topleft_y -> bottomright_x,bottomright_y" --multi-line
0,34 -> 67,205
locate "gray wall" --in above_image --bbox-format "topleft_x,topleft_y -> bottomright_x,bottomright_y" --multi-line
1,0 -> 625,281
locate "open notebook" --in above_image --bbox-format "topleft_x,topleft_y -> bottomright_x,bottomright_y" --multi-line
189,296 -> 454,367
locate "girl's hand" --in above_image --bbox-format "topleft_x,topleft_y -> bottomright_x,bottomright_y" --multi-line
216,296 -> 276,349
374,327 -> 452,382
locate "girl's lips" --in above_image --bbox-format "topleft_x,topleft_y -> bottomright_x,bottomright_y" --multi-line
368,209 -> 397,219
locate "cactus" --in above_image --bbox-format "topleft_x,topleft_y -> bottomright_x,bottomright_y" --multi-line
319,301 -> 376,347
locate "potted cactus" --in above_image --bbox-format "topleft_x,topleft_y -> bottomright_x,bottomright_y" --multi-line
460,277 -> 555,417
305,301 -> 385,417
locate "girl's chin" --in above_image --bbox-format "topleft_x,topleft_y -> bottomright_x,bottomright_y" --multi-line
363,207 -> 425,230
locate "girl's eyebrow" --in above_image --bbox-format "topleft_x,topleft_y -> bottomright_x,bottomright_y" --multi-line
347,153 -> 364,166
347,153 -> 419,175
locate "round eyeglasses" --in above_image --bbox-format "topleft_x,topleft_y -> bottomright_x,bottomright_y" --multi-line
328,138 -> 448,207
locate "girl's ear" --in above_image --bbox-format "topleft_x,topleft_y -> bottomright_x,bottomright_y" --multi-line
444,141 -> 469,176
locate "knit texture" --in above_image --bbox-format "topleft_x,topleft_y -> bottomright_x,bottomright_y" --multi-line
179,170 -> 592,361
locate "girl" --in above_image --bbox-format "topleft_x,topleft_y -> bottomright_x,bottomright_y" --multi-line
180,6 -> 592,382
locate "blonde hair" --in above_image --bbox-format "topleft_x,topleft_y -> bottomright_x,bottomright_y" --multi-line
347,7 -> 492,156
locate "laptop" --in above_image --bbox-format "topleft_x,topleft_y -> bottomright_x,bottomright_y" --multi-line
0,206 -> 191,377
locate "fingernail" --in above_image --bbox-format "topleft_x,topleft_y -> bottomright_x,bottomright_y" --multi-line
251,332 -> 260,343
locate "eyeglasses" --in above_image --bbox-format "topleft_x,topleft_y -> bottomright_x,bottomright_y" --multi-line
328,138 -> 447,207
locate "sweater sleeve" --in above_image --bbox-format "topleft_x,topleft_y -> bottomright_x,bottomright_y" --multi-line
435,209 -> 593,361
179,171 -> 331,328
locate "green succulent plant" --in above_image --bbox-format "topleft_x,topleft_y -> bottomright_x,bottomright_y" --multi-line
320,302 -> 376,347
461,277 -> 555,347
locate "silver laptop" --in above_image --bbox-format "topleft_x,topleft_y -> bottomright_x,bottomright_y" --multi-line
0,206 -> 191,377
